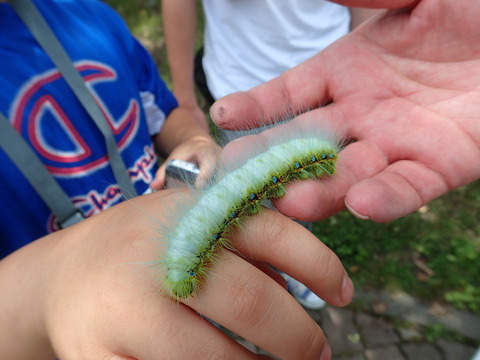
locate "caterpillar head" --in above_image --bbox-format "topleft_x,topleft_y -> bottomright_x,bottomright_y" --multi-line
165,267 -> 200,299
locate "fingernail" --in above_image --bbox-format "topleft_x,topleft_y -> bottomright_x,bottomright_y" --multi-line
341,272 -> 354,304
345,200 -> 370,220
210,104 -> 225,123
319,342 -> 331,360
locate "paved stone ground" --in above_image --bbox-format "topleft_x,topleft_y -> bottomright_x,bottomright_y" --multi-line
233,289 -> 480,360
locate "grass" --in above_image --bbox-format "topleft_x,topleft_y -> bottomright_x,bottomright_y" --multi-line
107,1 -> 480,314
392,319 -> 478,347
315,181 -> 480,313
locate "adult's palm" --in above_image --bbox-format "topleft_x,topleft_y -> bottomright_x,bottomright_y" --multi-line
212,0 -> 480,222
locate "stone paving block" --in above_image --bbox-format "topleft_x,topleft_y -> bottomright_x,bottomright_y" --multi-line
356,313 -> 399,348
401,343 -> 442,360
355,289 -> 480,341
437,339 -> 478,360
322,307 -> 363,356
398,327 -> 422,341
365,345 -> 405,360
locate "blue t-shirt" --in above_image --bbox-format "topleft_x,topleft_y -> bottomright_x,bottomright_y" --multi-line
0,0 -> 178,257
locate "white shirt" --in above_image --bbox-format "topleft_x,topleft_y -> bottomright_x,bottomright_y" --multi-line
202,0 -> 350,99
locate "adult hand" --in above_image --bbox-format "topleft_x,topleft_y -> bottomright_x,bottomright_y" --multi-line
0,190 -> 353,360
210,0 -> 480,222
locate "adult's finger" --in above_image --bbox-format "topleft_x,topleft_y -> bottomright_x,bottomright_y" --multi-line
210,52 -> 332,131
345,159 -> 450,222
270,138 -> 387,221
215,110 -> 355,222
208,1 -> 418,131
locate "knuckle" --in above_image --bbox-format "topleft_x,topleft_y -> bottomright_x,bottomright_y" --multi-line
316,248 -> 338,277
227,274 -> 273,328
256,210 -> 291,248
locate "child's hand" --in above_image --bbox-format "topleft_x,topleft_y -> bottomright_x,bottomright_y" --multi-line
151,135 -> 220,190
0,190 -> 352,360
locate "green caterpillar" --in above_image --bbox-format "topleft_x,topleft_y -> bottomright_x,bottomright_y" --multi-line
163,121 -> 340,299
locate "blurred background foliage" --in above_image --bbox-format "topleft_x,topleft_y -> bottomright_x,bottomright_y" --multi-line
106,0 -> 480,314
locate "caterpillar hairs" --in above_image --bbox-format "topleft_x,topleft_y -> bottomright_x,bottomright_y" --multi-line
162,116 -> 342,299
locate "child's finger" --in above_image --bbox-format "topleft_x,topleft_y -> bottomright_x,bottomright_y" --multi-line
183,250 -> 331,360
230,209 -> 354,307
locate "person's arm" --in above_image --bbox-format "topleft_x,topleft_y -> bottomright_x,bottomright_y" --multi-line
162,0 -> 207,129
209,0 -> 480,223
0,190 -> 352,360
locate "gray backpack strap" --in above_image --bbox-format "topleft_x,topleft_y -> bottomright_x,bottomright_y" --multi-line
0,112 -> 84,228
9,0 -> 138,199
